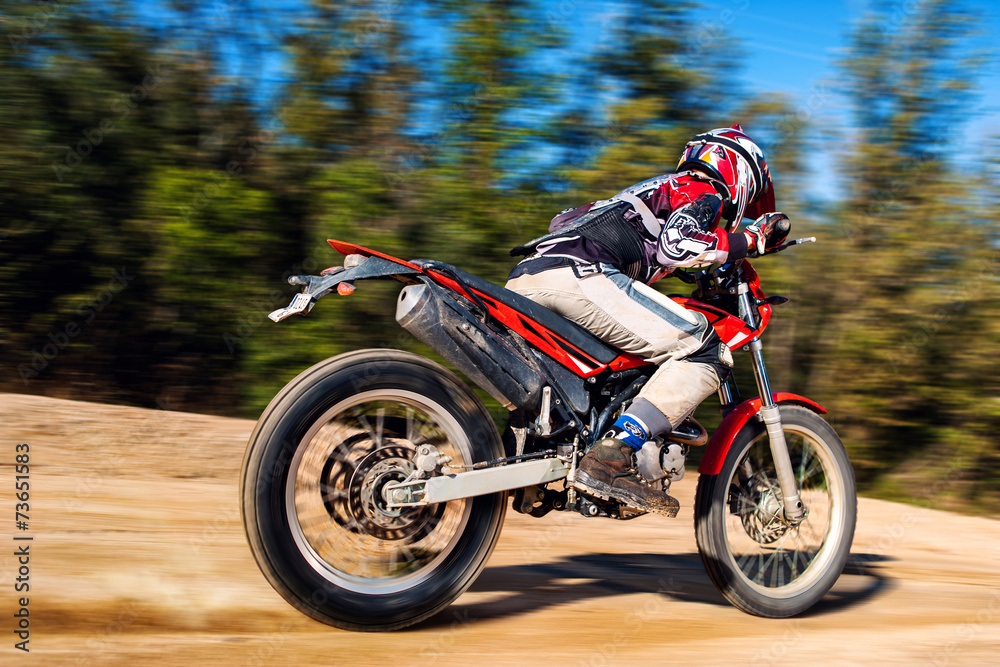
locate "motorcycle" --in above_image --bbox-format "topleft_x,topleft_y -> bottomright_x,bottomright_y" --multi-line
240,228 -> 857,631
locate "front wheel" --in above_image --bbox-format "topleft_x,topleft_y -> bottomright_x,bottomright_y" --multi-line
240,350 -> 506,631
695,405 -> 856,617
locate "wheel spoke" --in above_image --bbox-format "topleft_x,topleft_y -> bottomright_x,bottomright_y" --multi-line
320,483 -> 347,503
287,394 -> 473,593
405,406 -> 416,443
736,549 -> 755,573
800,515 -> 825,543
759,528 -> 792,583
798,453 -> 824,485
375,406 -> 385,447
355,410 -> 383,448
797,441 -> 812,483
782,547 -> 799,581
716,419 -> 850,599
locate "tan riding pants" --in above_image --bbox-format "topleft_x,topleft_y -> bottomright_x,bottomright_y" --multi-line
505,264 -> 726,433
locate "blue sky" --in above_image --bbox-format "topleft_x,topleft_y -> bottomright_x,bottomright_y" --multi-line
543,0 -> 998,199
138,0 -> 999,199
687,0 -> 1000,198
686,0 -> 997,120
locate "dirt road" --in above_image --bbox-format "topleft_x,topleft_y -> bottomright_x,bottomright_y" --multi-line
1,393 -> 998,666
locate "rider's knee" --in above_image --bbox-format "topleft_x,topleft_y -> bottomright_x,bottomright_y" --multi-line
683,330 -> 733,383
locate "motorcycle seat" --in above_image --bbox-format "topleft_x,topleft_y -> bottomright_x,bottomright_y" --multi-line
421,261 -> 619,364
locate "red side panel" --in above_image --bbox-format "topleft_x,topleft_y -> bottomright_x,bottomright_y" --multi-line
671,297 -> 772,350
327,239 -> 423,271
672,298 -> 764,350
607,354 -> 651,371
698,393 -> 827,475
671,260 -> 773,348
741,260 -> 767,300
326,240 -> 653,378
427,271 -> 628,378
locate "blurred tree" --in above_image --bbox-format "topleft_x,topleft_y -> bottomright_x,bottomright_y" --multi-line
1,0 -> 995,511
553,0 -> 740,200
804,0 -> 998,509
0,0 -> 290,410
0,1 -> 171,401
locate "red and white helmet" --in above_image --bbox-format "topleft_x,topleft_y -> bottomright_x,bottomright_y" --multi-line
677,124 -> 774,229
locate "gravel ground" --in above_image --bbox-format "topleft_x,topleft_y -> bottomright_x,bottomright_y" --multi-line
1,392 -> 998,666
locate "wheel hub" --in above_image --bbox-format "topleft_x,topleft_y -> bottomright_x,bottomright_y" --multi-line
733,472 -> 790,544
344,444 -> 444,541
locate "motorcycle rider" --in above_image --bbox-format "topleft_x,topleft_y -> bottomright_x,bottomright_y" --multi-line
506,125 -> 788,514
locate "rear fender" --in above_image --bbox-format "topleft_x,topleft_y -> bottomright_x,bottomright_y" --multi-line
269,248 -> 421,322
296,254 -> 419,297
697,393 -> 827,475
327,239 -> 424,271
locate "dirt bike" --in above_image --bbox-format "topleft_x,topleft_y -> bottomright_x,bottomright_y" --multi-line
240,229 -> 857,631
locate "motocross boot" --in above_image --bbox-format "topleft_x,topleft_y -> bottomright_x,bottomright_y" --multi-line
572,439 -> 680,517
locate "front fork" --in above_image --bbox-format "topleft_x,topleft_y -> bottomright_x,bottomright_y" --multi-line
735,282 -> 805,523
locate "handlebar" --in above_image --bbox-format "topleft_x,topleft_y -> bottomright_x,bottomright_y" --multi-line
765,236 -> 816,254
759,215 -> 815,254
670,216 -> 813,289
677,228 -> 816,303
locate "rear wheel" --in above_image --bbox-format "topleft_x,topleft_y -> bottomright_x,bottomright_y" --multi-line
241,350 -> 506,631
695,406 -> 856,617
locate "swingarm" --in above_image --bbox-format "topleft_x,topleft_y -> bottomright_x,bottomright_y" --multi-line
383,448 -> 568,508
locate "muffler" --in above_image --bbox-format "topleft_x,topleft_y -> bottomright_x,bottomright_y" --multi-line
395,282 -> 545,410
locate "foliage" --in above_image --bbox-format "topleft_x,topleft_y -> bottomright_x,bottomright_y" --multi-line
0,0 -> 995,511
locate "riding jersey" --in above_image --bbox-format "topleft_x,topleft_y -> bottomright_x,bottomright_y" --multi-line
510,171 -> 763,284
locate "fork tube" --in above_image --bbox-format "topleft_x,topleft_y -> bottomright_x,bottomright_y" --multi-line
740,273 -> 805,522
717,380 -> 734,408
748,338 -> 773,404
747,337 -> 804,522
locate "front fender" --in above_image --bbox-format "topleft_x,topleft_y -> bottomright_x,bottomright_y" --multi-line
697,393 -> 827,475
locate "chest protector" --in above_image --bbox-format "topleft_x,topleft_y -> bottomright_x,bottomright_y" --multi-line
510,172 -> 684,262
509,200 -> 646,266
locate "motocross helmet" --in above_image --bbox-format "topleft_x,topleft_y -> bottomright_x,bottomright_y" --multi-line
677,124 -> 774,230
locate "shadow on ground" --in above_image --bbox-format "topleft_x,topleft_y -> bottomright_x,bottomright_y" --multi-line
412,551 -> 893,629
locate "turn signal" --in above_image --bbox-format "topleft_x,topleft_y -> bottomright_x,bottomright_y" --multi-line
337,282 -> 355,296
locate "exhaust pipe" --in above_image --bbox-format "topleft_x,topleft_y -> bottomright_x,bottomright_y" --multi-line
395,282 -> 545,410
